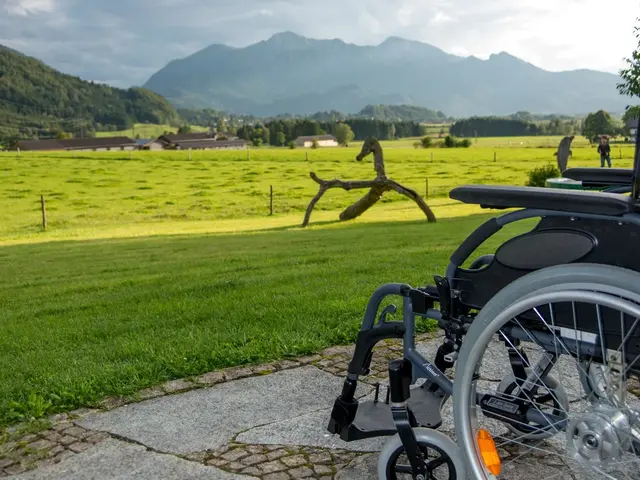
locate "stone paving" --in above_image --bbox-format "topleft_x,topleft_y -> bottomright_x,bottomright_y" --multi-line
2,331 -> 640,479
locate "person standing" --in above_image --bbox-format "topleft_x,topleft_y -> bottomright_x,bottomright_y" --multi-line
597,136 -> 612,168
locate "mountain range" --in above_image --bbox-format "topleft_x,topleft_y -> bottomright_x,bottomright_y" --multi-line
143,32 -> 628,118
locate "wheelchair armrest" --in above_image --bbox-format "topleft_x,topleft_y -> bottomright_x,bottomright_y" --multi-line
563,168 -> 633,187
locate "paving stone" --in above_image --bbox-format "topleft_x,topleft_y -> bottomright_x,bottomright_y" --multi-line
48,446 -> 64,457
205,458 -> 228,468
314,464 -> 334,475
68,442 -> 92,454
85,432 -> 110,444
0,458 -> 15,469
77,367 -> 345,455
240,466 -> 262,475
297,355 -> 322,365
3,463 -> 27,475
194,372 -> 225,386
225,461 -> 244,471
42,431 -> 63,443
184,452 -> 207,463
308,452 -> 332,465
18,435 -> 38,444
275,360 -> 299,369
266,449 -> 287,461
161,379 -> 193,394
288,466 -> 314,478
245,445 -> 264,454
137,387 -> 165,400
264,445 -> 285,452
263,473 -> 289,480
260,460 -> 286,474
240,453 -> 267,466
60,427 -> 87,439
25,440 -> 55,452
223,367 -> 252,381
67,408 -> 99,419
46,413 -> 69,424
5,438 -> 254,479
100,396 -> 128,410
52,422 -> 72,432
59,435 -> 77,446
334,454 -> 377,480
280,454 -> 306,467
51,450 -> 74,463
220,449 -> 247,462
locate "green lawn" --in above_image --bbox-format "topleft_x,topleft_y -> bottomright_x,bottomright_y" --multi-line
0,140 -> 634,428
94,123 -> 209,139
0,212 -> 534,426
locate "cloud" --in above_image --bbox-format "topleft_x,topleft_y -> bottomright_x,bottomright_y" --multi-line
2,0 -> 56,15
0,0 -> 637,89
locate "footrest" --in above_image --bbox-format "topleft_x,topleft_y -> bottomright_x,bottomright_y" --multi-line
338,385 -> 447,442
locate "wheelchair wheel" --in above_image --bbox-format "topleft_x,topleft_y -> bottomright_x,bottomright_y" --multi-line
452,263 -> 640,480
377,428 -> 466,479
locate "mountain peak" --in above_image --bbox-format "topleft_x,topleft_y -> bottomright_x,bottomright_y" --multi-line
266,31 -> 307,43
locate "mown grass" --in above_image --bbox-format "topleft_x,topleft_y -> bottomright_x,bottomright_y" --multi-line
94,123 -> 209,139
0,212 -> 534,427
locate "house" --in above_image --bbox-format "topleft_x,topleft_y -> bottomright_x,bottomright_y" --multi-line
173,139 -> 248,150
627,118 -> 639,143
12,139 -> 65,151
294,135 -> 339,148
58,137 -> 138,151
136,138 -> 164,151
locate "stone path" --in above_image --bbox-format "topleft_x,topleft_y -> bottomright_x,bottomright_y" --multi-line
2,332 -> 640,479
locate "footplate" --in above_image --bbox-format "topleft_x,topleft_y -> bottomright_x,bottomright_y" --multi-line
335,385 -> 447,442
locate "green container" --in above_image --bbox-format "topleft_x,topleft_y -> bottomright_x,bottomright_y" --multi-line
545,178 -> 605,191
545,177 -> 584,189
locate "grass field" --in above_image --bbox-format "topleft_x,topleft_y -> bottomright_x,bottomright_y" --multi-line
0,136 -> 635,427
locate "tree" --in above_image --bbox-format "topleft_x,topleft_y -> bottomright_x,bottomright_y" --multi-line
218,117 -> 227,133
275,131 -> 286,146
335,123 -> 355,146
311,138 -> 319,149
178,125 -> 193,134
582,110 -> 616,142
56,131 -> 72,140
261,126 -> 271,145
618,18 -> 640,99
421,136 -> 432,148
389,123 -> 396,140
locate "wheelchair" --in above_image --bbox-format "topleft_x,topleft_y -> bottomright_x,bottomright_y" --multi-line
326,156 -> 640,479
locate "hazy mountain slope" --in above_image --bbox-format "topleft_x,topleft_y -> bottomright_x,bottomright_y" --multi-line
143,32 -> 626,117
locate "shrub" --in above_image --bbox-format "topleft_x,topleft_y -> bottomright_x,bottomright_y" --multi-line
458,138 -> 472,148
526,164 -> 560,187
288,141 -> 296,149
421,136 -> 433,148
444,135 -> 456,148
311,138 -> 319,149
413,141 -> 422,149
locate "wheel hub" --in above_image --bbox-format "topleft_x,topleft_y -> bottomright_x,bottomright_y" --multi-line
566,403 -> 631,465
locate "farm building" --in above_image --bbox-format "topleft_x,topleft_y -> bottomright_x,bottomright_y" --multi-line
294,135 -> 338,148
58,137 -> 138,151
136,138 -> 164,151
12,139 -> 66,151
156,132 -> 212,149
173,139 -> 248,150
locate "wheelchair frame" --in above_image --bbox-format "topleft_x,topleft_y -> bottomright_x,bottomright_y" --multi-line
327,126 -> 640,479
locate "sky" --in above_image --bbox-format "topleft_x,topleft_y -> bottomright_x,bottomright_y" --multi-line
1,0 -> 638,88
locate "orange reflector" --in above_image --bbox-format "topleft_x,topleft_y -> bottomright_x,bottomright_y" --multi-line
477,429 -> 501,476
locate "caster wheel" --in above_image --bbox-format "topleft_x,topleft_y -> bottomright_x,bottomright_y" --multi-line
377,428 -> 466,479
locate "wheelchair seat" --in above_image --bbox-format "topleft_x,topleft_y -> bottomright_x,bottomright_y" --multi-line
449,184 -> 636,216
563,168 -> 633,187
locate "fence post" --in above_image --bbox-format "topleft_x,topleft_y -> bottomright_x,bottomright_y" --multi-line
494,152 -> 497,162
620,148 -> 623,160
306,151 -> 309,161
425,178 -> 429,199
41,195 -> 47,231
188,148 -> 192,161
430,152 -> 433,163
270,185 -> 273,216
17,148 -> 20,159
